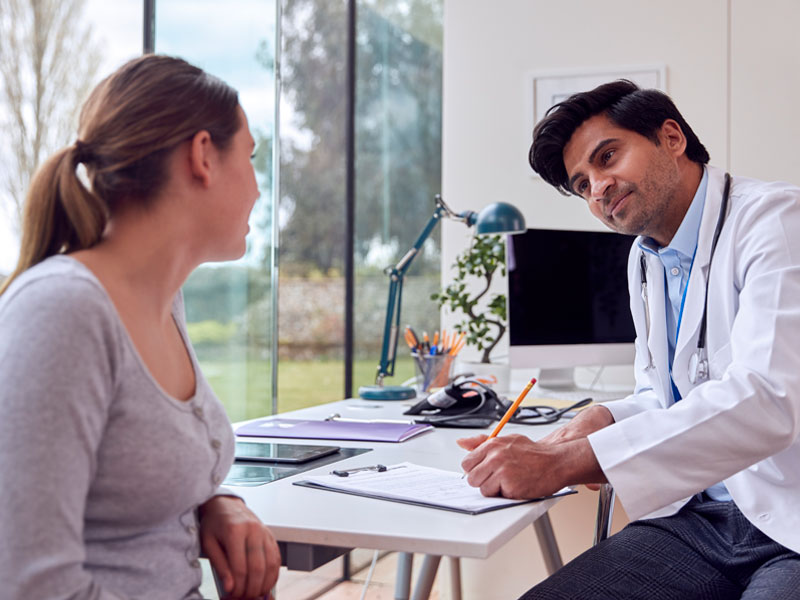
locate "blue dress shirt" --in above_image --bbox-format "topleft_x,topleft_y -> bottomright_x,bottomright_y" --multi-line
638,168 -> 731,501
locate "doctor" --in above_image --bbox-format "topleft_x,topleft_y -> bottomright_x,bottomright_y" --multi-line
459,80 -> 800,599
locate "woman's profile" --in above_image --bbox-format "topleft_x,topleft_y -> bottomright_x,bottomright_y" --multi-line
0,54 -> 280,599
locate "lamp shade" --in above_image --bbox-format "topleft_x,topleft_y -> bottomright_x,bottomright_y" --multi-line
473,202 -> 526,235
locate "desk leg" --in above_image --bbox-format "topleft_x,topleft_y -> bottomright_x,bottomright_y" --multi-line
448,556 -> 462,600
410,554 -> 441,600
532,512 -> 563,575
394,552 -> 413,600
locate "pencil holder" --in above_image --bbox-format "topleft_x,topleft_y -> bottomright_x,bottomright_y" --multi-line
413,353 -> 455,395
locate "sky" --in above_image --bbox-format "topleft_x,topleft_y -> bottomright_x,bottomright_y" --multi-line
0,0 -> 279,275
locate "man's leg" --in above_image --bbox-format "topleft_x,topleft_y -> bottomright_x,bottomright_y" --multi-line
519,496 -> 764,600
518,507 -> 741,600
741,555 -> 800,600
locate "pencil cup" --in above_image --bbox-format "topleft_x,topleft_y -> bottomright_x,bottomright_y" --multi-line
413,354 -> 455,395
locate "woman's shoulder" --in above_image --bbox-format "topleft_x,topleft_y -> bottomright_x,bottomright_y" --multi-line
0,256 -> 119,335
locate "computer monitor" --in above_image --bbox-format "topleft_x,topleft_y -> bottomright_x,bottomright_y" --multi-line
507,228 -> 637,389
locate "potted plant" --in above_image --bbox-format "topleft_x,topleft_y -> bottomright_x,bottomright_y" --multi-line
431,234 -> 508,365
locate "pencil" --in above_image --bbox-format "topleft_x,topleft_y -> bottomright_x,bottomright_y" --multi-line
488,377 -> 537,438
449,332 -> 466,355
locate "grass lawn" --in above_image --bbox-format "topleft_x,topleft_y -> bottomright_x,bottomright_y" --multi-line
199,357 -> 417,422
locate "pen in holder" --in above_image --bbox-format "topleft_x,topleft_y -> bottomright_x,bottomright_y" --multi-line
413,353 -> 455,395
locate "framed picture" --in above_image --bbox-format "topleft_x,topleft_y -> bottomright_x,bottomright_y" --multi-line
528,64 -> 667,126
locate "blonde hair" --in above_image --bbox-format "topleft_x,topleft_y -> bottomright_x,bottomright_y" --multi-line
0,54 -> 239,295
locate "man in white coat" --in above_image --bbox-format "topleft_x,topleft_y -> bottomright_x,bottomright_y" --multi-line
459,80 -> 800,599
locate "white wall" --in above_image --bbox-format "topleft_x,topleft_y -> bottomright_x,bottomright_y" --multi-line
730,0 -> 800,182
440,1 -> 800,596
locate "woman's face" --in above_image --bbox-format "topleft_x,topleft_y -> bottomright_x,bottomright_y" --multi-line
207,106 -> 260,261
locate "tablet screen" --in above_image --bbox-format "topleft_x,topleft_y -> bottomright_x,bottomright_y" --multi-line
234,442 -> 340,464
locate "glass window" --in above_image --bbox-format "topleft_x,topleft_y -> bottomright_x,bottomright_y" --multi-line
276,0 -> 349,411
0,0 -> 142,279
155,0 -> 277,422
353,0 -> 444,391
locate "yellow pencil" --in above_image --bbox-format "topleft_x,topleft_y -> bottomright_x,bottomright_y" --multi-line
449,332 -> 466,355
488,378 -> 537,438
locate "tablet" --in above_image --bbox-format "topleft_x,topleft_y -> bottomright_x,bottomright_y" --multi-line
234,441 -> 340,464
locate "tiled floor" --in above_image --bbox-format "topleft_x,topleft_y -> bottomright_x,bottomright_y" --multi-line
201,550 -> 442,599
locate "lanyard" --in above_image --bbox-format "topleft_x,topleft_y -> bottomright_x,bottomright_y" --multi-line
674,248 -> 698,348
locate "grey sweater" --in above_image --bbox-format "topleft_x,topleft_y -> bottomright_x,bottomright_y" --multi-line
0,256 -> 236,599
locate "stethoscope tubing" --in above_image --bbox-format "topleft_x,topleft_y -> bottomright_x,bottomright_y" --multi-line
640,172 -> 731,384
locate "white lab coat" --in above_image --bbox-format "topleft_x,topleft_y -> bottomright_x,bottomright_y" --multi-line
588,165 -> 800,553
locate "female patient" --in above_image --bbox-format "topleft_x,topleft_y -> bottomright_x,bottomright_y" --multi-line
0,55 -> 279,599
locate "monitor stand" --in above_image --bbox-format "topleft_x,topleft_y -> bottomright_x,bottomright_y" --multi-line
536,367 -> 578,390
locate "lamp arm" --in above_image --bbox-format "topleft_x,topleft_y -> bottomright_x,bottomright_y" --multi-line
375,199 -> 456,385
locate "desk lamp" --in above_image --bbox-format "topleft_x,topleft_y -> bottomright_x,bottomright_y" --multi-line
359,194 -> 526,400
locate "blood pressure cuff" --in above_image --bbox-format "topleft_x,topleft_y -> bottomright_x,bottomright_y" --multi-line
403,377 -> 509,428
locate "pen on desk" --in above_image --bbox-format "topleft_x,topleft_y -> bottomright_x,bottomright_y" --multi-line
489,377 -> 537,438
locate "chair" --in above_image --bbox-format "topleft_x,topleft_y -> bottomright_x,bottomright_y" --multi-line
593,483 -> 616,545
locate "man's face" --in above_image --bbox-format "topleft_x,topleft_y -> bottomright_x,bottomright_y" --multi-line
562,114 -> 683,244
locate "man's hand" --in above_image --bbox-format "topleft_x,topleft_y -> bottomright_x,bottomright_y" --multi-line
537,404 -> 615,446
458,431 -> 607,499
199,495 -> 281,599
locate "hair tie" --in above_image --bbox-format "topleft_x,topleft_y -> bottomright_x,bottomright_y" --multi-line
73,140 -> 93,165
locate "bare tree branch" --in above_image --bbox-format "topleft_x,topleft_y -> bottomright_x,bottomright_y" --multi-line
0,0 -> 101,234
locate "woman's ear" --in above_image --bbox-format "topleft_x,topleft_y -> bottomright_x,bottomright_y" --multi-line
188,130 -> 214,187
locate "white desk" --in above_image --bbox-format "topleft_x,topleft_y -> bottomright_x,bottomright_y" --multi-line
232,398 -> 569,599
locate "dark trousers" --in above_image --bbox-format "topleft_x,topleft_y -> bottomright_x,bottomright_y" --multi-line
520,496 -> 800,600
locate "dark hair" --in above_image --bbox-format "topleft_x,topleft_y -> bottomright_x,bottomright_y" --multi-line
529,80 -> 710,195
1,54 -> 240,295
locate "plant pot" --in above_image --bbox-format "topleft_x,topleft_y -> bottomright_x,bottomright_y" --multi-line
454,360 -> 510,393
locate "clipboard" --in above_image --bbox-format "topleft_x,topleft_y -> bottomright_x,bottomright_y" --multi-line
293,462 -> 577,515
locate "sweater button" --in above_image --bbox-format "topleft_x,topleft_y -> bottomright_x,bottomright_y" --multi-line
211,439 -> 222,450
190,559 -> 201,568
193,406 -> 204,418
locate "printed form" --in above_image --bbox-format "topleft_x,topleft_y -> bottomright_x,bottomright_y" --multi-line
297,462 -> 574,514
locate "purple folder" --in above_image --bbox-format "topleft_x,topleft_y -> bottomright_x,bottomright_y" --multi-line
235,418 -> 434,443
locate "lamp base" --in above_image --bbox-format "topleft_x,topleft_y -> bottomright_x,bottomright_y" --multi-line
358,385 -> 417,401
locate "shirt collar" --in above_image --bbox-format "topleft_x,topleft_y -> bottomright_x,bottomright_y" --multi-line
638,166 -> 708,257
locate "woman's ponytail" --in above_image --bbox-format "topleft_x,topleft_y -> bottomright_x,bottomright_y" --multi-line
0,143 -> 107,295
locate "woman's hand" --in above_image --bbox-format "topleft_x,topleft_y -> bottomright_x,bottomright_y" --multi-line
199,495 -> 281,599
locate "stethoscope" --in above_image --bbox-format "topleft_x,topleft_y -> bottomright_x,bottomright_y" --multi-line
640,172 -> 732,385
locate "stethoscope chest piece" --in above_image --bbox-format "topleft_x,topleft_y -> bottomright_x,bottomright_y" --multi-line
688,350 -> 708,385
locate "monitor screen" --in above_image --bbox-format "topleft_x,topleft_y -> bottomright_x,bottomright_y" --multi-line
507,228 -> 637,380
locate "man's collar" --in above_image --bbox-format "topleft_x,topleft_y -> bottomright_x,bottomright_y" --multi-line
639,166 -> 708,257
